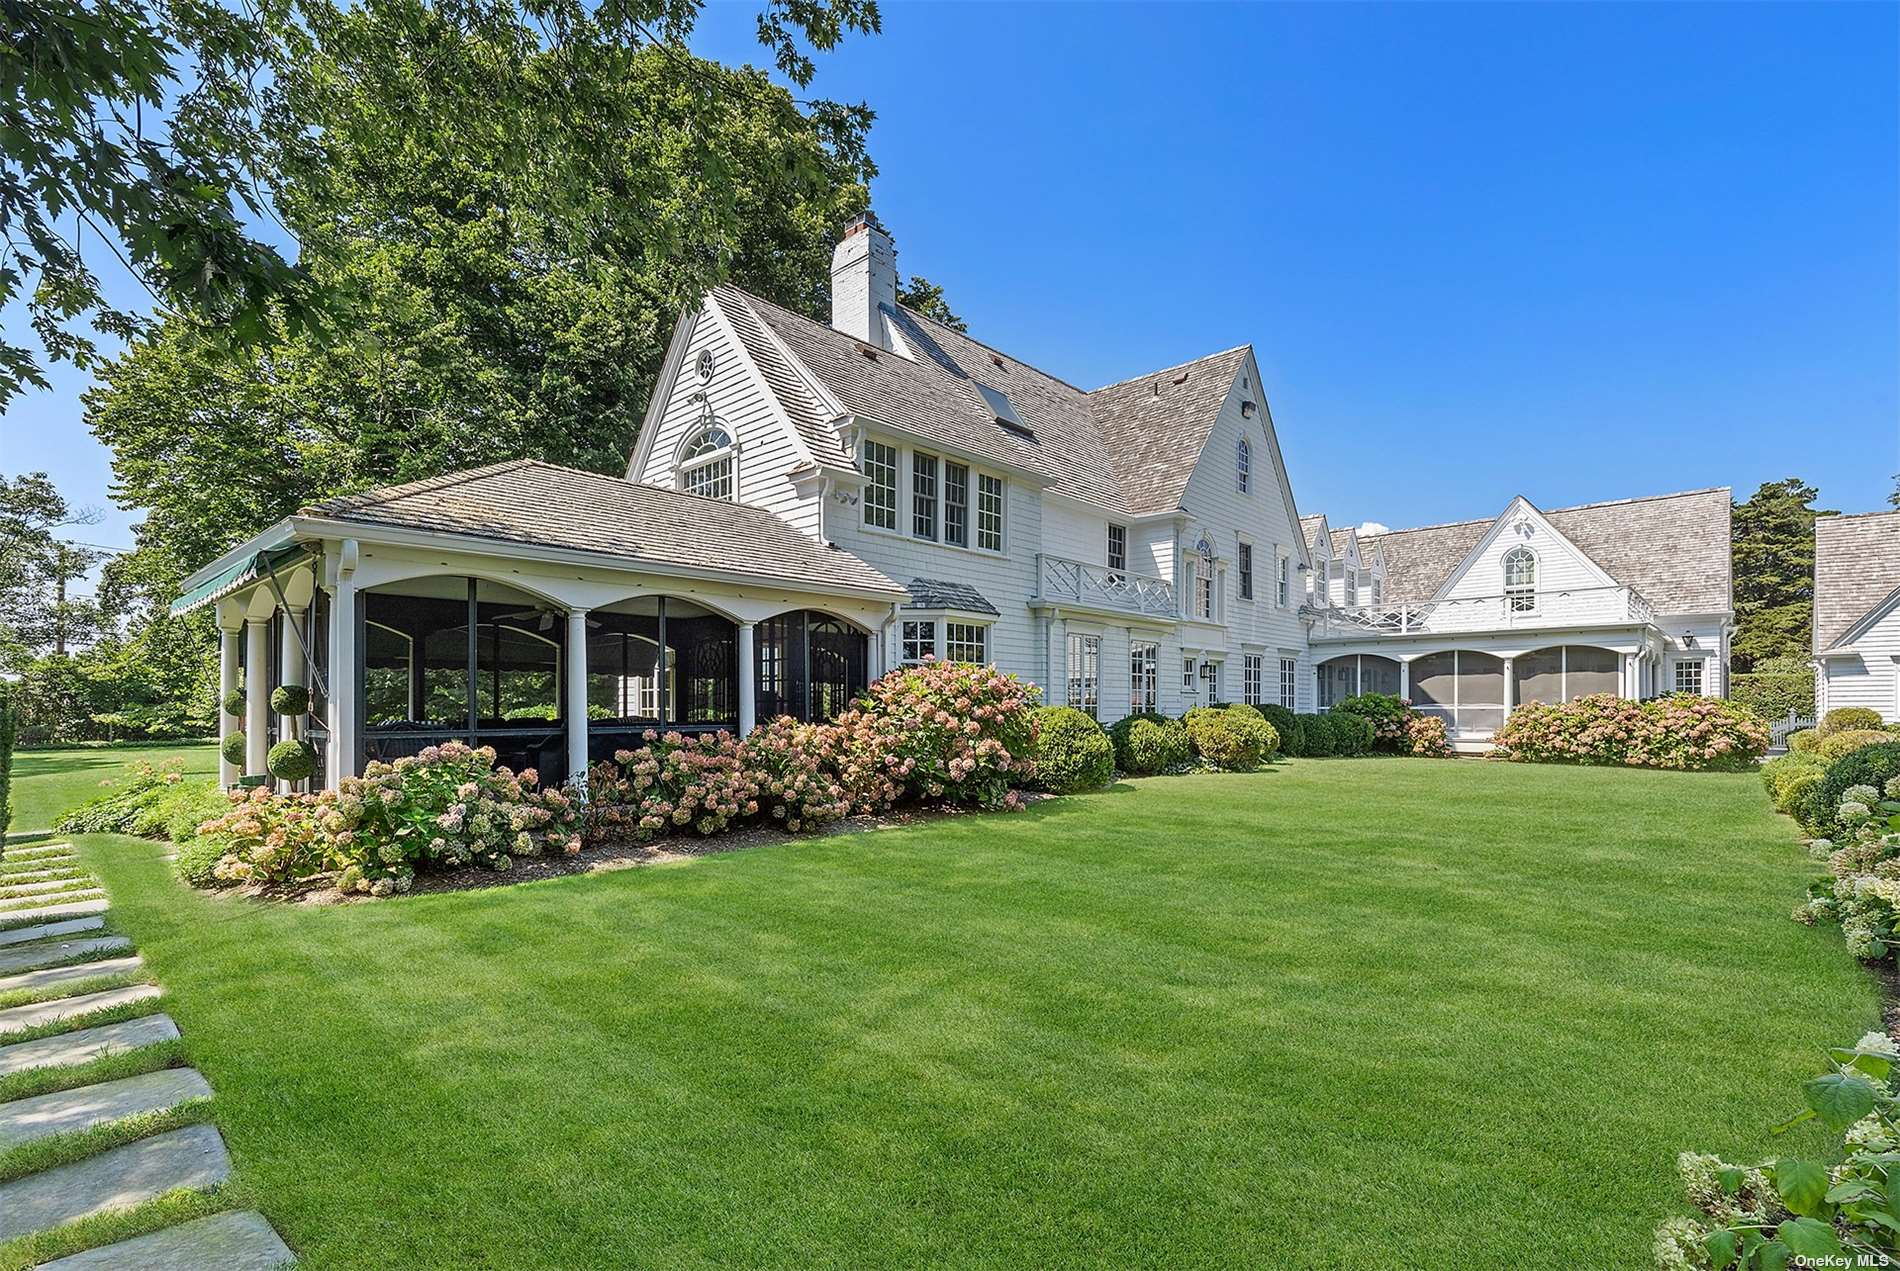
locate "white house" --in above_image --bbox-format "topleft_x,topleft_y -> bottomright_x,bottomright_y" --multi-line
1814,510 -> 1900,722
171,211 -> 1737,784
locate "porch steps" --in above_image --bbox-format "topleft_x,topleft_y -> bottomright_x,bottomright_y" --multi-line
36,1209 -> 294,1270
0,984 -> 162,1038
0,955 -> 143,997
0,936 -> 133,977
0,1015 -> 180,1079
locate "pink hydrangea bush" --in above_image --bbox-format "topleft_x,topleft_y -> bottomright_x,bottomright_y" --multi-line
317,741 -> 579,895
835,658 -> 1039,810
1493,693 -> 1767,771
196,785 -> 326,885
1406,713 -> 1452,757
744,716 -> 855,830
585,730 -> 762,841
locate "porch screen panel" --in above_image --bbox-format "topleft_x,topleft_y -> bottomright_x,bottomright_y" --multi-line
1564,646 -> 1620,699
473,600 -> 563,781
1515,648 -> 1564,706
1457,652 -> 1507,733
1316,657 -> 1355,709
1361,655 -> 1401,697
586,616 -> 663,725
1409,652 -> 1457,716
808,616 -> 867,721
754,613 -> 806,722
665,603 -> 737,727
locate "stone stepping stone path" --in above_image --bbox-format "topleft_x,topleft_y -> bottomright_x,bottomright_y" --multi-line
0,936 -> 132,977
0,954 -> 143,996
0,878 -> 96,898
0,844 -> 295,1262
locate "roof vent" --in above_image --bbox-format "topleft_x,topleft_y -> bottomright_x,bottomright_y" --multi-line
1172,370 -> 1189,386
989,353 -> 1005,369
1241,400 -> 1257,418
857,342 -> 879,361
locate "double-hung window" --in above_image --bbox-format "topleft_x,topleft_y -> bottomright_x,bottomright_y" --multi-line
1242,654 -> 1263,705
1238,543 -> 1254,600
1673,659 -> 1704,696
1197,564 -> 1215,620
862,440 -> 897,530
1279,658 -> 1297,707
1107,524 -> 1126,576
943,463 -> 970,547
1237,437 -> 1251,493
1183,656 -> 1197,693
901,620 -> 937,665
976,474 -> 1005,552
1130,641 -> 1158,712
912,453 -> 939,540
945,623 -> 987,664
1066,633 -> 1100,717
1277,554 -> 1290,607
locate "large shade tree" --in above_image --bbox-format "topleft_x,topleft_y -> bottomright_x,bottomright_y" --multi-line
1730,478 -> 1835,672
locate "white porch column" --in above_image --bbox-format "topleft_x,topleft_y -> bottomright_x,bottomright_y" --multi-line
326,579 -> 358,787
1502,657 -> 1515,713
218,627 -> 240,787
1398,657 -> 1411,703
279,608 -> 305,742
243,619 -> 270,778
737,621 -> 756,736
1622,653 -> 1636,699
566,609 -> 590,783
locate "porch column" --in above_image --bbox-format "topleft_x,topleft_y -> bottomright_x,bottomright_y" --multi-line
279,608 -> 305,742
327,579 -> 358,787
737,621 -> 756,736
1502,657 -> 1515,714
1622,653 -> 1636,699
218,626 -> 240,787
566,609 -> 589,784
1398,657 -> 1410,703
244,618 -> 270,778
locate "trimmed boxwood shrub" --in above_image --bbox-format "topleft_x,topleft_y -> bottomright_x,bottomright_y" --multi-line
221,687 -> 245,717
1183,707 -> 1266,770
220,731 -> 247,766
267,738 -> 319,782
1108,712 -> 1189,774
270,684 -> 310,716
1260,704 -> 1302,757
1821,706 -> 1885,736
1806,742 -> 1900,836
1816,729 -> 1896,762
1299,712 -> 1340,757
1788,728 -> 1819,753
1760,752 -> 1826,812
1032,707 -> 1115,793
1327,710 -> 1375,757
1221,704 -> 1281,760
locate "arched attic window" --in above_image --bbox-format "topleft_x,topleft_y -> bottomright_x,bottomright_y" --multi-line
1503,546 -> 1537,613
677,424 -> 734,500
1237,437 -> 1252,494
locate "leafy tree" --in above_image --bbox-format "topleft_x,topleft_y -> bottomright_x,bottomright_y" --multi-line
897,275 -> 966,331
1889,472 -> 1898,509
0,472 -> 106,670
1731,478 -> 1834,672
4,0 -> 879,410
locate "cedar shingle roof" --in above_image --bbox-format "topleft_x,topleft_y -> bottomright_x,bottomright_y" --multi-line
716,287 -> 1246,516
1356,487 -> 1732,616
1815,510 -> 1900,651
302,459 -> 904,596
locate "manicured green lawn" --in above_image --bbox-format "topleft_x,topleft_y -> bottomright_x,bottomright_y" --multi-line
43,762 -> 1881,1267
6,742 -> 217,837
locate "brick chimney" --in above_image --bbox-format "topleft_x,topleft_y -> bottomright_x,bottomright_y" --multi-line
830,212 -> 898,349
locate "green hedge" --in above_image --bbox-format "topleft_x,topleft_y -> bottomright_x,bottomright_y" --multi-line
0,679 -> 16,835
1729,670 -> 1814,720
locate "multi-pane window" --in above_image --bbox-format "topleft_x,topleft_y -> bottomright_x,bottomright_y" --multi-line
1279,658 -> 1297,707
945,622 -> 987,664
1200,660 -> 1219,701
863,440 -> 897,530
1345,569 -> 1358,606
1277,554 -> 1290,607
1503,546 -> 1537,613
976,474 -> 1005,552
678,425 -> 734,500
901,620 -> 936,665
1673,660 -> 1704,696
1066,633 -> 1100,717
1130,641 -> 1158,712
912,453 -> 939,540
1243,654 -> 1263,705
1196,562 -> 1215,620
1237,437 -> 1251,493
1183,656 -> 1197,692
1238,542 -> 1253,600
943,463 -> 970,547
1107,524 -> 1127,574
1372,576 -> 1383,605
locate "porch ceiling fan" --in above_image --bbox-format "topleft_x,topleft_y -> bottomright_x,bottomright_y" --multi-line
492,607 -> 602,631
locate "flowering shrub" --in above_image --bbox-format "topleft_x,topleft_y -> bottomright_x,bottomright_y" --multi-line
1406,713 -> 1452,757
834,659 -> 1038,810
744,716 -> 857,830
1654,1033 -> 1900,1269
1806,743 -> 1900,838
1791,773 -> 1900,961
1032,707 -> 1114,793
1493,694 -> 1768,771
316,741 -> 578,895
197,785 -> 326,885
1334,693 -> 1411,752
55,759 -> 224,842
585,731 -> 762,841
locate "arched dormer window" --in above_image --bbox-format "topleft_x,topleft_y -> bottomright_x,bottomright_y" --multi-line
677,424 -> 734,500
1503,546 -> 1537,613
1237,437 -> 1252,494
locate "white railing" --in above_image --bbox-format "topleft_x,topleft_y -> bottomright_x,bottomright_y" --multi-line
1308,584 -> 1656,640
1036,554 -> 1177,618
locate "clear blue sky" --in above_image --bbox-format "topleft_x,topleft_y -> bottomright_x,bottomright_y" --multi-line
4,0 -> 1896,562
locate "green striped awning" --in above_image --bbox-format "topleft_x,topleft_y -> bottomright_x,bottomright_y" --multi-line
169,546 -> 311,618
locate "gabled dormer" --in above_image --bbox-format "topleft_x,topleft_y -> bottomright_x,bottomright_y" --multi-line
1431,496 -> 1624,615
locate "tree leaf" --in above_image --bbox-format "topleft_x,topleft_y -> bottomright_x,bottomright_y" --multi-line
1774,1159 -> 1829,1218
1805,1072 -> 1877,1129
1776,1217 -> 1843,1259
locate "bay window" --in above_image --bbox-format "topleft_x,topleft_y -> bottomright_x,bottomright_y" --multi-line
945,622 -> 987,664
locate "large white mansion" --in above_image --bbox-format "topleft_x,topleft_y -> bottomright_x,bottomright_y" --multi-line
175,213 -> 1734,783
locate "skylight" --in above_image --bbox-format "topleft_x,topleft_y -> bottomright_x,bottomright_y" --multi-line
975,382 -> 1027,431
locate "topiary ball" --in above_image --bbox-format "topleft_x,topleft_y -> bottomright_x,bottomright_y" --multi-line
266,738 -> 318,782
270,684 -> 310,716
221,687 -> 245,717
220,731 -> 247,765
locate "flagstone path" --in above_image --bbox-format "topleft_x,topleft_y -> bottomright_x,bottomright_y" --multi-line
0,843 -> 293,1267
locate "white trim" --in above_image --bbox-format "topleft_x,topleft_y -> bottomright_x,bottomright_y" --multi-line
1426,496 -> 1621,604
626,306 -> 697,480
